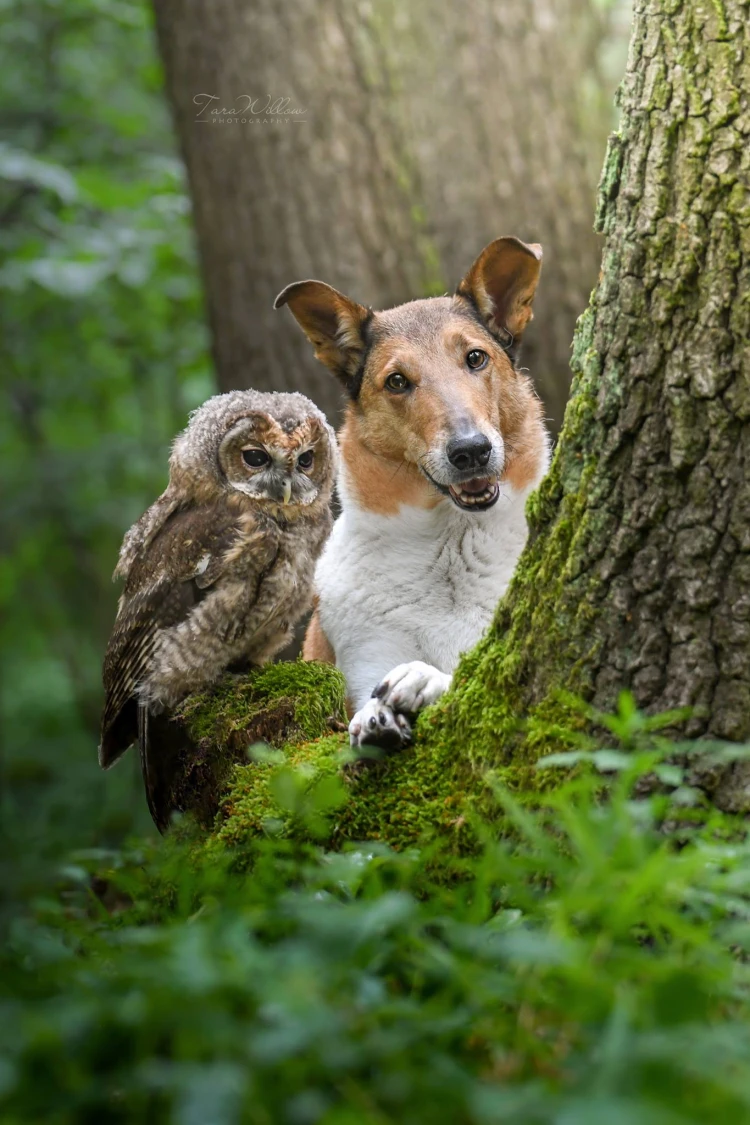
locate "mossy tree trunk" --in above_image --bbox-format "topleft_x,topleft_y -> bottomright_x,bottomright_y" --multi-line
428,0 -> 750,809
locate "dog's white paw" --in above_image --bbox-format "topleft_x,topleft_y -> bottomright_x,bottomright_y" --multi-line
349,698 -> 412,752
373,661 -> 452,713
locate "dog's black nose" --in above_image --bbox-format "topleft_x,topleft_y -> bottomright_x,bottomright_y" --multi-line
446,433 -> 492,472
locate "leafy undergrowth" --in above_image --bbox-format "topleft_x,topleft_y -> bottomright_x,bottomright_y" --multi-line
4,709 -> 750,1124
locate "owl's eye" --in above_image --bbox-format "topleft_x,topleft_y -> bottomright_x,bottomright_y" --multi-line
466,349 -> 489,371
297,450 -> 314,470
242,448 -> 270,468
385,372 -> 411,393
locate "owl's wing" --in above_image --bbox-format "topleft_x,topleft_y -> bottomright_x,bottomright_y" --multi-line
113,485 -> 184,582
99,503 -> 278,772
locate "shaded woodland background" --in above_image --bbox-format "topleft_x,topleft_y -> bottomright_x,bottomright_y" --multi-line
0,0 -> 629,913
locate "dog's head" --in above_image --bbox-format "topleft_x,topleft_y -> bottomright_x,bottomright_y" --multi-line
275,237 -> 547,514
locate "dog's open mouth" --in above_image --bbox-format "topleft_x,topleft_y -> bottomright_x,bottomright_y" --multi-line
448,477 -> 500,510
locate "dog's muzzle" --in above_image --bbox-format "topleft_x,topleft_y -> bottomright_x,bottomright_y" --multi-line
420,465 -> 501,511
420,432 -> 503,511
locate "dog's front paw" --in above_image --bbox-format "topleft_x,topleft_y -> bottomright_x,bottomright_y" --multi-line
349,698 -> 412,752
373,661 -> 452,712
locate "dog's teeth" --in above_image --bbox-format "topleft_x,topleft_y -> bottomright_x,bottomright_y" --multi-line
450,480 -> 500,508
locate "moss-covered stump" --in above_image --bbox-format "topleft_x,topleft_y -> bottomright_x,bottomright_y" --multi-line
200,678 -> 569,856
168,658 -> 573,854
165,661 -> 348,827
216,723 -> 471,854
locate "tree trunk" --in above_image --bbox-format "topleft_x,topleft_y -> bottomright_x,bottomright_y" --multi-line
429,0 -> 750,809
387,0 -> 618,429
152,0 -> 439,424
152,0 -> 621,429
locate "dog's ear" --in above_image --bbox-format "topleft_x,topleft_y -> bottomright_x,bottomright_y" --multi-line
457,237 -> 543,352
274,280 -> 371,389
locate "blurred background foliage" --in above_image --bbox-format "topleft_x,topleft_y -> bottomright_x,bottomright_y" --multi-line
0,0 -> 214,907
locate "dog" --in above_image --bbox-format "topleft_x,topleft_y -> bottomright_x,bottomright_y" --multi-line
275,237 -> 550,751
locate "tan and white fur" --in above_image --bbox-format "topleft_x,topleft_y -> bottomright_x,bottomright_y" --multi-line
276,237 -> 550,751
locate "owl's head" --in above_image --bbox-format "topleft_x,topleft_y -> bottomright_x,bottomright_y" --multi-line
171,390 -> 337,511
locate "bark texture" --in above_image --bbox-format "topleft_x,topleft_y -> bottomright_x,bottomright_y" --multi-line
152,0 -> 439,424
430,0 -> 750,807
153,0 -> 620,428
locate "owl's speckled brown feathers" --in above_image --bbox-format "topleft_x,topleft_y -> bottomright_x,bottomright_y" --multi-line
100,390 -> 337,831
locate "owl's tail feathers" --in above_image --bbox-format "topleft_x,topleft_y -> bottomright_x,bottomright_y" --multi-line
99,700 -> 138,770
99,695 -> 195,833
138,704 -> 196,834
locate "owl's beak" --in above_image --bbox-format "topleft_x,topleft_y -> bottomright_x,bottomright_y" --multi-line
282,478 -> 292,505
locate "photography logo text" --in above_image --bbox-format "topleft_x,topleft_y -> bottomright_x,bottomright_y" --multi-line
194,94 -> 308,125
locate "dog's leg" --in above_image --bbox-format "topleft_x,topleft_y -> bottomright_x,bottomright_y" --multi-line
348,660 -> 452,752
302,604 -> 335,663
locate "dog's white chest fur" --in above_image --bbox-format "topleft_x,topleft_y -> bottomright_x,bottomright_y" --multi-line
315,471 -> 534,709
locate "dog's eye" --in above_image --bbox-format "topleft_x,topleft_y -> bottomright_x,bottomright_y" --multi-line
466,349 -> 489,371
242,448 -> 270,468
385,372 -> 411,393
297,450 -> 314,470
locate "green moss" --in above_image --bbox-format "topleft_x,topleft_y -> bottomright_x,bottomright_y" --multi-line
210,719 -> 473,855
708,0 -> 730,38
594,133 -> 623,235
214,733 -> 347,847
164,662 -> 347,829
208,667 -> 588,859
176,660 -> 347,750
203,672 -> 588,857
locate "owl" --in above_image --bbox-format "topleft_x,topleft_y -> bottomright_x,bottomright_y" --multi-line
99,389 -> 337,831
